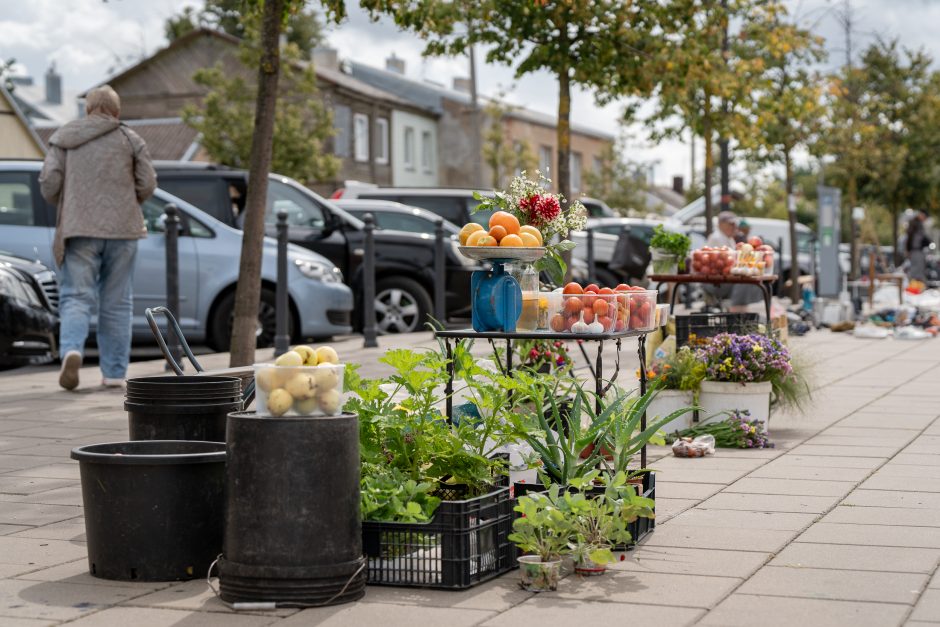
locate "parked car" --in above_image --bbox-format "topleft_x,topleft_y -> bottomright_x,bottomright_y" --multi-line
333,199 -> 461,238
0,251 -> 58,368
154,164 -> 478,333
0,161 -> 353,350
578,197 -> 617,218
333,182 -> 495,227
570,217 -> 669,285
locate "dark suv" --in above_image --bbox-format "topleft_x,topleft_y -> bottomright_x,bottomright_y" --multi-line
154,163 -> 479,333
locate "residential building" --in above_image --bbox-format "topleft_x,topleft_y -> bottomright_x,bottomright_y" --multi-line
0,84 -> 45,159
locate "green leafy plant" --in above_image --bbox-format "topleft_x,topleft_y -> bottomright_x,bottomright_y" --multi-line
649,225 -> 692,270
646,346 -> 707,401
360,466 -> 442,523
509,486 -> 573,563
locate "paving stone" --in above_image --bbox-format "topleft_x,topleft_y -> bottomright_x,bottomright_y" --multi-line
910,589 -> 940,622
655,482 -> 726,500
698,492 -> 840,514
61,606 -> 280,626
550,569 -> 740,609
824,426 -> 924,439
483,598 -> 704,627
0,617 -> 57,626
0,536 -> 88,573
0,578 -> 148,621
807,435 -> 915,447
0,476 -> 78,496
272,602 -> 493,627
787,444 -> 892,458
723,477 -> 856,497
612,545 -> 770,578
646,468 -> 750,484
11,516 -> 85,541
747,464 -> 872,482
0,502 -> 81,527
654,497 -> 698,521
122,579 -> 293,616
645,523 -> 798,552
761,454 -> 886,469
0,486 -> 84,507
649,456 -> 766,470
878,465 -> 940,479
15,560 -> 167,592
823,506 -> 940,528
3,463 -> 81,480
839,414 -> 936,430
771,542 -> 940,573
0,456 -> 68,474
4,426 -> 117,441
700,593 -> 910,627
667,508 -> 818,531
354,575 -> 531,612
739,565 -> 926,603
799,522 -> 940,548
892,454 -> 940,467
845,490 -> 940,510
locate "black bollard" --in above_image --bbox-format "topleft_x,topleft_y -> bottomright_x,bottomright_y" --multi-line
434,218 -> 446,324
362,214 -> 378,348
587,227 -> 596,284
274,210 -> 289,357
164,204 -> 182,371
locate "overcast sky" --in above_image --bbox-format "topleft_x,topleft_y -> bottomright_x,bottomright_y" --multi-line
3,0 -> 939,186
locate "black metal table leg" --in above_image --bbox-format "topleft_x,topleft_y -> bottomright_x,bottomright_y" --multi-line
638,334 -> 648,469
594,340 -> 604,414
445,338 -> 454,421
668,282 -> 679,314
762,281 -> 773,325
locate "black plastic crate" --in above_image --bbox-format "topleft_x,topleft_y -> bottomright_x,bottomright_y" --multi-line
362,485 -> 514,589
675,313 -> 760,348
511,471 -> 656,548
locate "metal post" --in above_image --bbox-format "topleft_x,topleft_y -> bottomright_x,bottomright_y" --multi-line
164,203 -> 182,371
274,210 -> 290,357
434,219 -> 446,324
362,214 -> 378,348
586,228 -> 595,283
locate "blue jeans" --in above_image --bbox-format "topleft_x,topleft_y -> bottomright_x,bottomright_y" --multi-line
59,237 -> 138,379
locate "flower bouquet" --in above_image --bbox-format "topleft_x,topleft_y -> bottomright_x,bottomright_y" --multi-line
474,171 -> 586,285
677,410 -> 772,449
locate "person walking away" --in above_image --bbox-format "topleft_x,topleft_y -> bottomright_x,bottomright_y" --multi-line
39,85 -> 156,390
906,212 -> 931,283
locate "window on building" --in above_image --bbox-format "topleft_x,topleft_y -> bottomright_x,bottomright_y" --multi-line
593,155 -> 604,176
421,130 -> 433,173
353,113 -> 370,162
333,105 -> 350,158
538,145 -> 553,176
375,118 -> 389,165
404,127 -> 416,170
570,152 -> 583,194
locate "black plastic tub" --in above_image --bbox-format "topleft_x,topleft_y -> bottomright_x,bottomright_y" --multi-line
71,440 -> 226,582
219,412 -> 365,607
125,400 -> 241,442
126,376 -> 243,394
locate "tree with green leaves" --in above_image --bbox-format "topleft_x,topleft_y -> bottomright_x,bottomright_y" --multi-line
583,138 -> 651,215
481,97 -> 536,188
740,8 -> 825,300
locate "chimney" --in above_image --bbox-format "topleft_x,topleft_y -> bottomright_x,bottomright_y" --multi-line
45,63 -> 62,105
385,54 -> 405,75
672,175 -> 684,195
312,47 -> 339,72
452,77 -> 471,93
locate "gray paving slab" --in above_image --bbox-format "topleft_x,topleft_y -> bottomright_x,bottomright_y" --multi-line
0,503 -> 80,528
877,464 -> 940,479
62,606 -> 280,627
0,579 -> 150,621
798,522 -> 940,548
910,589 -> 940,622
747,464 -> 873,481
845,489 -> 940,509
822,505 -> 940,527
551,569 -> 741,609
771,542 -> 940,573
643,523 -> 799,552
700,593 -> 911,627
10,516 -> 85,541
612,546 -> 770,578
738,565 -> 927,603
758,453 -> 887,469
786,443 -> 893,458
0,477 -> 78,497
723,477 -> 857,497
352,576 -> 531,612
655,482 -> 726,501
3,464 -> 80,480
697,492 -> 841,513
479,598 -> 704,627
892,453 -> 940,467
666,508 -> 818,531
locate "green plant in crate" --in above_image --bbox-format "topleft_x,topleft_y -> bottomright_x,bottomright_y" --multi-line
649,225 -> 691,271
359,465 -> 442,523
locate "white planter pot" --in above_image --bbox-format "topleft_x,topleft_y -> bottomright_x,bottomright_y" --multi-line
647,389 -> 695,435
699,380 -> 772,428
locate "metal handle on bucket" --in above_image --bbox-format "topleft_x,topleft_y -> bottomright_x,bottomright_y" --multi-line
146,306 -> 205,375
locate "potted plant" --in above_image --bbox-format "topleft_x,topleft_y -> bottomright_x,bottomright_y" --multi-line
696,333 -> 809,427
510,486 -> 572,591
649,225 -> 692,275
643,347 -> 705,434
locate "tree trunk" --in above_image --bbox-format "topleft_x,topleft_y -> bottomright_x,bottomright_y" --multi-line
703,105 -> 714,238
891,200 -> 900,267
847,172 -> 859,280
557,67 -> 572,281
785,150 -> 800,303
229,0 -> 285,367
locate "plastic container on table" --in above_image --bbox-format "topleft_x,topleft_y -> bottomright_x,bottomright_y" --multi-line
254,363 -> 346,418
626,290 -> 658,331
690,247 -> 735,275
548,292 -> 620,334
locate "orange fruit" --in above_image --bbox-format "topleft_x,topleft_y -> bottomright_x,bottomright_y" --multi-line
518,232 -> 539,247
466,230 -> 488,247
499,234 -> 524,247
459,222 -> 484,245
489,211 -> 520,235
519,225 -> 543,245
489,225 -> 508,241
479,235 -> 498,246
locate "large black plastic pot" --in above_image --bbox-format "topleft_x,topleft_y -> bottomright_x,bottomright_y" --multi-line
70,440 -> 226,582
219,412 -> 364,607
125,376 -> 243,442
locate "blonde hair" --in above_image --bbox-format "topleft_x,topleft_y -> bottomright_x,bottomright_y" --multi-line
86,85 -> 121,117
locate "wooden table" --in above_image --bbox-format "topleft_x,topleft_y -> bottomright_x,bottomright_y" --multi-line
649,274 -> 779,323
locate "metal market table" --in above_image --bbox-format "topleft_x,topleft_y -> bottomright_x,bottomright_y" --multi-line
434,328 -> 652,468
650,273 -> 779,324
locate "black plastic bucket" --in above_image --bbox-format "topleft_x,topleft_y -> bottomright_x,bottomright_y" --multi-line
71,440 -> 226,582
125,376 -> 243,442
219,412 -> 364,607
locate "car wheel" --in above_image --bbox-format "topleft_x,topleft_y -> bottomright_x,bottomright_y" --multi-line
373,277 -> 431,334
209,288 -> 289,351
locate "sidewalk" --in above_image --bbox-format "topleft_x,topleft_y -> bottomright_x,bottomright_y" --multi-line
0,332 -> 939,625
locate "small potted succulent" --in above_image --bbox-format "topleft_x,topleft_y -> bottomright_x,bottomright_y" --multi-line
510,486 -> 572,592
649,225 -> 692,275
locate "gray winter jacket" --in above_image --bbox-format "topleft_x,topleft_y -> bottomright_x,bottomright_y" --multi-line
39,113 -> 157,266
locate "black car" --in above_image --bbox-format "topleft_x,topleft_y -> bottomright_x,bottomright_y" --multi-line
0,251 -> 58,368
154,163 -> 480,333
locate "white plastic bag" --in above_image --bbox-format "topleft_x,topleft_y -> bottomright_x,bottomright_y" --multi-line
672,435 -> 716,458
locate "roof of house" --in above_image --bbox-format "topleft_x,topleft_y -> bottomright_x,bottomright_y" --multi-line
11,84 -> 82,128
36,117 -> 200,161
348,60 -> 614,141
0,84 -> 46,155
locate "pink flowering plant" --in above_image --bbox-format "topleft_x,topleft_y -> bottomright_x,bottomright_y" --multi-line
696,333 -> 810,410
678,410 -> 772,449
474,170 -> 586,285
